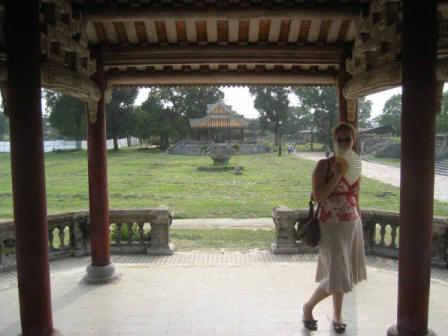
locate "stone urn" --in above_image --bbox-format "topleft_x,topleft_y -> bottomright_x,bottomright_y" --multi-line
207,142 -> 234,165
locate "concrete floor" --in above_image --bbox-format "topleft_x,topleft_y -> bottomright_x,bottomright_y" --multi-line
1,252 -> 447,336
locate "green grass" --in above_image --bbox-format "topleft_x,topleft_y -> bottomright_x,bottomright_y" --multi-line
171,228 -> 274,249
0,147 -> 447,220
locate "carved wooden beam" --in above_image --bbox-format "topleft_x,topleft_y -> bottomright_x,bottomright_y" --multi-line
107,71 -> 336,87
0,62 -> 100,118
101,45 -> 344,67
82,5 -> 360,24
343,61 -> 402,99
41,63 -> 101,104
344,59 -> 448,99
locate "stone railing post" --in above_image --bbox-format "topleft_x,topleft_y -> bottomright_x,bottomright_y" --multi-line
72,211 -> 90,257
271,205 -> 299,254
147,207 -> 174,255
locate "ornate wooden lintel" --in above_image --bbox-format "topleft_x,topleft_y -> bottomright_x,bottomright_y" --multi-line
344,60 -> 448,100
343,61 -> 401,100
41,63 -> 101,122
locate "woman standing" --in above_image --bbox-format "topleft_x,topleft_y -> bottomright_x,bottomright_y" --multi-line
302,122 -> 367,333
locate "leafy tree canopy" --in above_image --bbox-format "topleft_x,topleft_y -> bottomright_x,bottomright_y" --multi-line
437,92 -> 448,134
249,87 -> 291,145
44,89 -> 86,141
293,87 -> 338,146
137,87 -> 224,149
0,105 -> 8,140
358,97 -> 373,128
106,88 -> 139,151
374,93 -> 401,136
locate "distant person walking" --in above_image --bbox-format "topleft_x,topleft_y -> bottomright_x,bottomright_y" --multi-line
293,143 -> 296,155
288,143 -> 292,154
302,123 -> 367,334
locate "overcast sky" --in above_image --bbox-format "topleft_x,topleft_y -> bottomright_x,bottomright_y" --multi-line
135,86 -> 405,120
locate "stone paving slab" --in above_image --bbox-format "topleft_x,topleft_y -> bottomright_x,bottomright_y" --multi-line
296,152 -> 448,202
1,252 -> 447,336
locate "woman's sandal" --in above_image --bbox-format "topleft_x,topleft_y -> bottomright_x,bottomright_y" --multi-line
333,321 -> 347,334
302,319 -> 318,331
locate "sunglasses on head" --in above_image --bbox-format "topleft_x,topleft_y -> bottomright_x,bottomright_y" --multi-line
336,137 -> 352,143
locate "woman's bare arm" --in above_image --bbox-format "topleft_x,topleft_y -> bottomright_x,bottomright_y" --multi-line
312,159 -> 343,203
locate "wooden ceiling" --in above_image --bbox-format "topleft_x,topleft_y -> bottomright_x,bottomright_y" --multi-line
72,0 -> 362,87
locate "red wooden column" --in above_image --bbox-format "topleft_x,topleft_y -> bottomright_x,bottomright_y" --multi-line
5,2 -> 59,335
387,2 -> 437,336
85,50 -> 115,283
240,128 -> 244,140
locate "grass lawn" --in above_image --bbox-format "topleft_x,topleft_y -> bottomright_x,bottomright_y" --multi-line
0,147 -> 447,220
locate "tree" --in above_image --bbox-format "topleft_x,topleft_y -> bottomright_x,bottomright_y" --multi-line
437,92 -> 448,134
294,87 -> 338,147
106,88 -> 139,151
358,97 -> 373,128
249,87 -> 291,145
282,105 -> 313,139
137,87 -> 224,149
375,94 -> 402,136
44,90 -> 86,141
0,106 -> 9,140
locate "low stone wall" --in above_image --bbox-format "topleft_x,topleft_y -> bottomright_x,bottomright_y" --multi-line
272,206 -> 448,268
0,208 -> 174,273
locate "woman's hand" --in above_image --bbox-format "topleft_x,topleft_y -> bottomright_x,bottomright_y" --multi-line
332,161 -> 344,180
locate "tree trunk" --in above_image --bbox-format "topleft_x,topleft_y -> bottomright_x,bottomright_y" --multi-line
160,134 -> 169,150
113,137 -> 119,151
274,123 -> 279,146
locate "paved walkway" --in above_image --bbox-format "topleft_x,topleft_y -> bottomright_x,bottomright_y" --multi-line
1,253 -> 447,336
296,152 -> 448,202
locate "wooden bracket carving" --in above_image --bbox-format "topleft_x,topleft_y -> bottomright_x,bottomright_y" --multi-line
87,100 -> 98,123
346,99 -> 358,122
41,63 -> 101,103
343,61 -> 401,99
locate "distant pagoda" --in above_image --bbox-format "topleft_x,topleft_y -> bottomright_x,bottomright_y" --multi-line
189,102 -> 248,141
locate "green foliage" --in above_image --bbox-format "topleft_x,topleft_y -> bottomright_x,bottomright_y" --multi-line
437,92 -> 448,134
44,89 -> 86,141
374,94 -> 402,136
106,88 -> 139,151
0,105 -> 8,140
137,88 -> 224,149
249,87 -> 291,145
293,87 -> 338,147
358,97 -> 373,128
110,223 -> 150,242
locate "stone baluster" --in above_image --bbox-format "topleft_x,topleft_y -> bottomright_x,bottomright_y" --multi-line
271,205 -> 300,254
390,224 -> 398,248
379,223 -> 386,246
116,223 -> 122,246
49,229 -> 55,250
58,226 -> 65,248
138,222 -> 145,245
147,208 -> 174,255
72,211 -> 89,256
127,223 -> 133,244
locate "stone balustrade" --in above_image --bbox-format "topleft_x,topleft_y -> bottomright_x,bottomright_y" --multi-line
0,207 -> 173,272
272,206 -> 448,268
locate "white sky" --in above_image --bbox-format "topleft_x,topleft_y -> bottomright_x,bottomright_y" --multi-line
135,86 -> 405,120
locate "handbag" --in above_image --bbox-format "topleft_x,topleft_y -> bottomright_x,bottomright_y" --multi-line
297,159 -> 330,247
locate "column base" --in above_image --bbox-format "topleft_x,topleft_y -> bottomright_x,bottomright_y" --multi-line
19,328 -> 63,336
84,263 -> 117,284
387,325 -> 437,336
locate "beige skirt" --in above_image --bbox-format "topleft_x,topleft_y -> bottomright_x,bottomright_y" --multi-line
315,216 -> 367,293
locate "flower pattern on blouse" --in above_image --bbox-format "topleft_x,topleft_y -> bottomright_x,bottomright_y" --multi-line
319,176 -> 360,224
